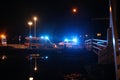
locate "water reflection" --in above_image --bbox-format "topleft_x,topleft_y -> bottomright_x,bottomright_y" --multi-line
29,76 -> 34,80
0,55 -> 7,60
28,54 -> 48,71
0,49 -> 99,80
0,52 -> 49,80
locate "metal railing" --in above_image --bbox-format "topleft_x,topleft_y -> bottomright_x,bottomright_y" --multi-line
85,39 -> 107,55
85,39 -> 120,55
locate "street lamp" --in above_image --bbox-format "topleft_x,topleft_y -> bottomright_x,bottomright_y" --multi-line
28,21 -> 33,37
33,16 -> 37,37
73,8 -> 77,13
1,34 -> 6,38
72,8 -> 78,14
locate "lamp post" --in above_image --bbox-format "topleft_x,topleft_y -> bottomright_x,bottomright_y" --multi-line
33,16 -> 37,37
109,0 -> 119,80
28,21 -> 33,37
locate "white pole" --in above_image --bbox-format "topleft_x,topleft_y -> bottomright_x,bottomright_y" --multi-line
109,0 -> 119,80
34,20 -> 36,37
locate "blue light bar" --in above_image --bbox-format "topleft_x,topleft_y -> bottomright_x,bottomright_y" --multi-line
64,38 -> 68,42
45,36 -> 49,40
45,56 -> 48,59
41,36 -> 44,39
73,38 -> 77,42
29,35 -> 32,38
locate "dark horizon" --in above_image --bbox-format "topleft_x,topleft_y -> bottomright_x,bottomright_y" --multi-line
0,0 -> 119,41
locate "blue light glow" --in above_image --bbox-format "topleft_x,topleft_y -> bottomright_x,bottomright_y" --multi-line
29,35 -> 32,38
45,56 -> 48,59
45,36 -> 49,40
73,38 -> 77,42
64,38 -> 68,42
41,36 -> 44,39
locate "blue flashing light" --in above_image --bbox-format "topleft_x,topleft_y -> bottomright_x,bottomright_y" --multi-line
73,38 -> 77,43
29,35 -> 32,38
64,38 -> 68,42
41,36 -> 44,39
45,36 -> 49,40
45,56 -> 48,59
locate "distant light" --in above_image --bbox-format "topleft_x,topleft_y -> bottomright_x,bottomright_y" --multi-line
73,8 -> 77,13
54,44 -> 57,48
45,56 -> 48,59
80,35 -> 82,38
1,34 -> 6,38
85,34 -> 88,37
73,38 -> 77,43
29,77 -> 34,80
41,36 -> 44,39
64,38 -> 68,42
28,21 -> 33,26
41,57 -> 44,59
34,66 -> 37,71
33,16 -> 37,21
1,55 -> 7,60
29,35 -> 32,38
45,36 -> 49,40
97,33 -> 101,37
109,6 -> 112,12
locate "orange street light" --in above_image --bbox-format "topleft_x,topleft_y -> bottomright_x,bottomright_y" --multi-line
72,8 -> 78,13
97,33 -> 101,37
28,21 -> 33,26
28,21 -> 33,36
73,8 -> 77,12
1,34 -> 6,38
33,16 -> 37,21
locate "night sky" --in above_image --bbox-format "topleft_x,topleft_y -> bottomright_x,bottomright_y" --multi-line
0,0 -> 119,41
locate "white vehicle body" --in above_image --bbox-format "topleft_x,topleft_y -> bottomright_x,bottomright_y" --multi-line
1,38 -> 7,46
58,41 -> 79,48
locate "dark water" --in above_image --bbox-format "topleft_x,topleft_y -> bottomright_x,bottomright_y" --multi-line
0,48 -> 115,80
